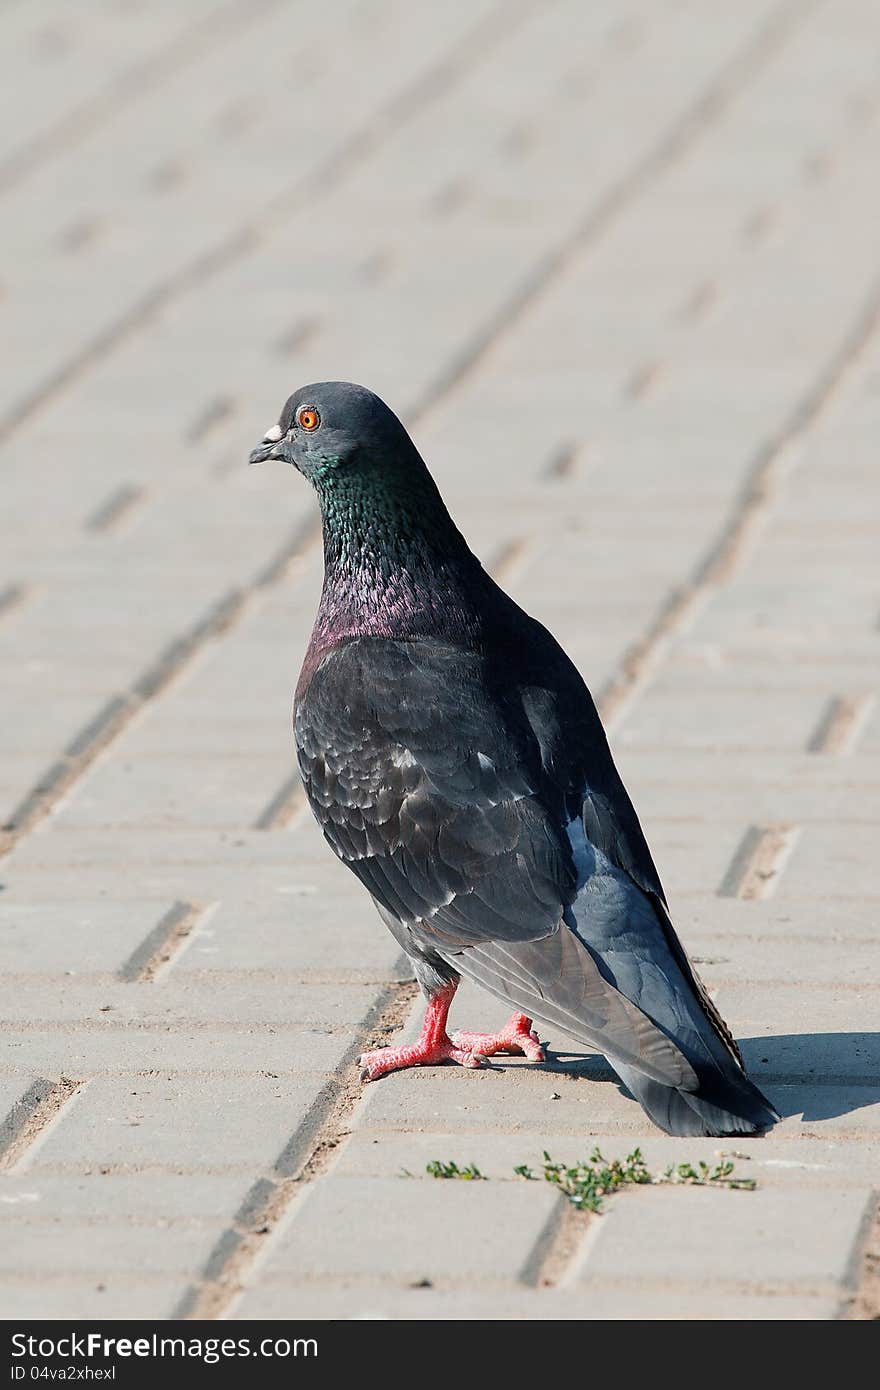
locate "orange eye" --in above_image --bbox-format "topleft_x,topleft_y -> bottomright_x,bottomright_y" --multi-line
297,406 -> 321,431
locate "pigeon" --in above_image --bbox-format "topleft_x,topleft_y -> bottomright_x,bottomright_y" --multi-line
249,381 -> 779,1137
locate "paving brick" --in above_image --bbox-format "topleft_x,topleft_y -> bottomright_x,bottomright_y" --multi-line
613,747 -> 880,829
770,1086 -> 880,1136
775,825 -> 880,900
232,1283 -> 842,1320
256,1174 -> 561,1286
27,1073 -> 329,1174
60,754 -> 291,829
0,1024 -> 358,1082
0,1171 -> 250,1222
617,689 -> 842,753
720,985 -> 880,1083
0,976 -> 381,1032
356,1059 -> 682,1141
575,1187 -> 873,1291
664,933 -> 880,989
0,898 -> 191,975
173,882 -> 406,981
5,828 -> 316,872
2,1220 -> 218,1278
0,1277 -> 187,1320
0,866 -> 405,989
663,895 -> 880,945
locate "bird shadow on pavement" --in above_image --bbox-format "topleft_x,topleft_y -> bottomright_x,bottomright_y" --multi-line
739,1032 -> 880,1122
531,1032 -> 880,1124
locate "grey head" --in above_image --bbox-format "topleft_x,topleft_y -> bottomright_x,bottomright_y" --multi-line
248,381 -> 420,486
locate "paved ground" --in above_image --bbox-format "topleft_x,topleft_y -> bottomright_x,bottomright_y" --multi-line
1,0 -> 878,1321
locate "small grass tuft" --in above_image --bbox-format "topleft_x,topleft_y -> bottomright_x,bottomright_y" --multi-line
536,1147 -> 756,1212
513,1163 -> 537,1180
423,1148 -> 756,1209
660,1157 -> 756,1191
539,1147 -> 653,1212
426,1159 -> 486,1181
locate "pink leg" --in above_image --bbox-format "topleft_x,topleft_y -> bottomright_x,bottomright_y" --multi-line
451,1012 -> 546,1062
359,982 -> 486,1082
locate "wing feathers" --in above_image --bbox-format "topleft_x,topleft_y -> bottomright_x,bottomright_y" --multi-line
445,927 -> 697,1090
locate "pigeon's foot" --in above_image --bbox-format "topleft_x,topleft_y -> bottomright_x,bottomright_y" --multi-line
359,1037 -> 485,1082
359,980 -> 488,1082
451,1012 -> 545,1061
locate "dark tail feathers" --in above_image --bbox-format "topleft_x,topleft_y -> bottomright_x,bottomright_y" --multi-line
612,1058 -> 780,1138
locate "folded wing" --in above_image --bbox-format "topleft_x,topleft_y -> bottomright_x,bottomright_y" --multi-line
296,636 -> 696,1088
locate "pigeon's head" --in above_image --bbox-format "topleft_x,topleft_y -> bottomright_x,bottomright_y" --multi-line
248,381 -> 417,488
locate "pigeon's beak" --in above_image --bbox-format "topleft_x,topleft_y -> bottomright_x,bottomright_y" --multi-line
249,423 -> 285,466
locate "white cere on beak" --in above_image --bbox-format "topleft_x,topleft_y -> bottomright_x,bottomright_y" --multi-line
264,423 -> 283,443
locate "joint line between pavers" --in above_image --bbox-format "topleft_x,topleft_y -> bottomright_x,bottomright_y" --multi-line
626,359 -> 665,401
253,775 -> 308,831
0,582 -> 35,621
185,395 -> 238,447
717,824 -> 802,901
118,901 -> 219,983
0,1077 -> 87,1173
807,694 -> 877,756
83,484 -> 147,534
519,1194 -> 592,1290
841,1190 -> 880,1318
274,315 -> 321,359
543,439 -> 580,482
487,535 -> 534,587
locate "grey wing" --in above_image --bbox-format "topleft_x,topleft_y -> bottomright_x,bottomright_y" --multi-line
443,920 -> 696,1088
581,785 -> 745,1068
296,639 -> 696,1088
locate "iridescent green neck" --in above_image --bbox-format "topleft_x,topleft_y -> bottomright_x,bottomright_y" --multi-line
309,457 -> 483,651
318,463 -> 459,565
